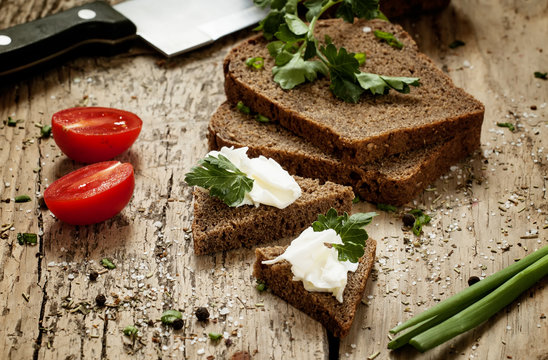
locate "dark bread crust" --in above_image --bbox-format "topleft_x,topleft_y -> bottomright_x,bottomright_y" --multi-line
253,239 -> 377,338
208,102 -> 480,206
223,19 -> 484,165
381,0 -> 451,18
192,177 -> 354,255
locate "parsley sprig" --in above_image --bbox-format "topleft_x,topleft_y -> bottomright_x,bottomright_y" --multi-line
185,154 -> 254,207
312,208 -> 377,262
253,0 -> 420,102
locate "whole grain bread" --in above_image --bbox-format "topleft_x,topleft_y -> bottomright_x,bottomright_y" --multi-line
253,239 -> 377,338
192,176 -> 354,255
380,0 -> 450,18
224,19 -> 484,165
208,102 -> 480,205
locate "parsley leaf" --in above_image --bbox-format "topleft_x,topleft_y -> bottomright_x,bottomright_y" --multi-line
312,208 -> 376,263
336,0 -> 380,23
185,154 -> 254,207
497,122 -> 515,132
408,209 -> 431,236
373,30 -> 403,49
356,73 -> 420,95
272,52 -> 327,89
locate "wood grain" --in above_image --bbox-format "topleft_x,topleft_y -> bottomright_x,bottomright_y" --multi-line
0,1 -> 546,360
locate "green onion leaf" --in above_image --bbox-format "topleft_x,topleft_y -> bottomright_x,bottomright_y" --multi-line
123,325 -> 138,337
390,245 -> 548,336
40,125 -> 52,138
236,101 -> 251,115
409,251 -> 548,352
7,117 -> 17,127
448,40 -> 465,49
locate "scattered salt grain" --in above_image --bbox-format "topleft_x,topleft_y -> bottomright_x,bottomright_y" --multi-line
362,26 -> 372,33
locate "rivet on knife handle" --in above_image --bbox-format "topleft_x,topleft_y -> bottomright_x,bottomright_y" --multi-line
0,1 -> 136,77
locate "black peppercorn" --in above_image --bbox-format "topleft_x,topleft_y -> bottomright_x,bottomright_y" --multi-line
402,213 -> 415,227
195,307 -> 210,322
172,318 -> 184,330
89,271 -> 99,281
467,276 -> 480,286
95,294 -> 106,307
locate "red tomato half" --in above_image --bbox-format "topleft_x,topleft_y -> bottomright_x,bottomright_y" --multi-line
52,107 -> 142,163
44,161 -> 135,225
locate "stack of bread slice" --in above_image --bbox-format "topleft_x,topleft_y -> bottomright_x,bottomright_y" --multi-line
213,18 -> 484,206
194,17 -> 483,338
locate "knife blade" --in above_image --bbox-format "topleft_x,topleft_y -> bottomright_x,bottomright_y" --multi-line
0,0 -> 266,77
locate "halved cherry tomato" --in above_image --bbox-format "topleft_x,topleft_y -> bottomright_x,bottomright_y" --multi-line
52,107 -> 142,163
44,161 -> 135,225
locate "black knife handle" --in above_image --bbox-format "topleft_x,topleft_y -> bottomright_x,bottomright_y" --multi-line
0,1 -> 136,77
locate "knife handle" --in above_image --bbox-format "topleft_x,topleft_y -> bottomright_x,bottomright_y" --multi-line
0,1 -> 136,77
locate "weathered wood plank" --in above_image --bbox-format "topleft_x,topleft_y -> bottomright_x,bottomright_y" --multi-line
0,0 -> 546,360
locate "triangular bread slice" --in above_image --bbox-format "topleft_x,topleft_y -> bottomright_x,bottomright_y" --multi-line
192,176 -> 354,255
223,18 -> 484,166
208,102 -> 480,206
253,239 -> 377,338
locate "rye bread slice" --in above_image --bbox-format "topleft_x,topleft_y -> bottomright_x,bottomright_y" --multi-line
208,102 -> 480,206
224,18 -> 484,165
192,176 -> 354,255
253,239 -> 377,338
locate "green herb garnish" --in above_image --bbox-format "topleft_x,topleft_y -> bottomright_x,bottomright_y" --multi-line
376,203 -> 397,212
123,325 -> 138,337
352,195 -> 361,204
15,195 -> 31,203
497,122 -> 515,132
312,208 -> 376,263
17,233 -> 37,245
246,56 -> 265,70
161,309 -> 182,325
256,279 -> 267,292
448,40 -> 465,49
255,114 -> 270,123
253,0 -> 420,103
236,101 -> 251,114
7,117 -> 17,127
408,209 -> 431,236
185,153 -> 254,207
534,71 -> 547,80
208,332 -> 223,341
373,30 -> 403,49
100,258 -> 116,270
388,245 -> 548,352
40,125 -> 52,138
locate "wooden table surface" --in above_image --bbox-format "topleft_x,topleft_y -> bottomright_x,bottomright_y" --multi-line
1,1 -> 547,359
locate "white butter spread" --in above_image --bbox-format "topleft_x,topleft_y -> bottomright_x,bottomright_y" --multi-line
262,227 -> 358,302
207,146 -> 301,209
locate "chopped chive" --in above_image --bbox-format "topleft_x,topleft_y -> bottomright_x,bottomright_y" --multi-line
236,101 -> 251,115
7,117 -> 17,127
245,57 -> 264,70
100,258 -> 116,270
161,309 -> 182,325
409,251 -> 548,352
123,325 -> 138,337
373,30 -> 403,49
497,122 -> 515,131
208,332 -> 222,341
40,125 -> 52,138
17,233 -> 37,245
354,52 -> 366,66
390,245 -> 548,336
255,114 -> 270,123
15,195 -> 31,203
534,71 -> 547,80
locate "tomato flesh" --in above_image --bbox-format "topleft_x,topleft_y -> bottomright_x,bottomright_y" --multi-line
44,161 -> 135,225
52,107 -> 142,163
